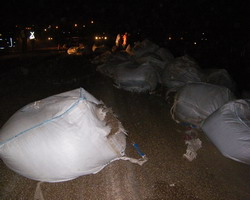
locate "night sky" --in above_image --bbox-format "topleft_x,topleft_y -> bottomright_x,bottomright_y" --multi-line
0,0 -> 248,35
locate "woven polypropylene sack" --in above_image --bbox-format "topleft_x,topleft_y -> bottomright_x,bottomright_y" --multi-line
171,83 -> 235,127
114,62 -> 159,92
202,99 -> 250,165
162,55 -> 203,89
0,88 -> 127,182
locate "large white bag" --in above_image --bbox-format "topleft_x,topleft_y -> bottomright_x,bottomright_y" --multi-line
0,88 -> 129,182
202,68 -> 236,92
171,83 -> 235,127
97,61 -> 137,78
133,39 -> 160,58
162,55 -> 203,89
114,62 -> 159,93
202,99 -> 250,165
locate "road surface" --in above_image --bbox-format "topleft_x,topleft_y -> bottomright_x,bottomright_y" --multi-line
0,51 -> 250,200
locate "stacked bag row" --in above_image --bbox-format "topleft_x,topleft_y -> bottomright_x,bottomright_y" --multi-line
95,39 -> 235,94
153,43 -> 249,164
95,39 -> 174,93
94,38 -> 250,165
170,81 -> 250,165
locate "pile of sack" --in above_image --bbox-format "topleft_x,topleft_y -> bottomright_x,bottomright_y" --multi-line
0,88 -> 146,182
158,44 -> 248,164
94,39 -> 236,95
170,81 -> 250,165
93,38 -> 250,165
95,39 -> 174,93
162,56 -> 237,96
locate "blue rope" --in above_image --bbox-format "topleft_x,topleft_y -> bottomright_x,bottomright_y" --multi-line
133,143 -> 145,157
0,88 -> 86,146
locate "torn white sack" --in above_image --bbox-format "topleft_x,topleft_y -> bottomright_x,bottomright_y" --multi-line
0,88 -> 143,182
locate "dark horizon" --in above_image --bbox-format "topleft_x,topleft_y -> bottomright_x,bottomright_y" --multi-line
0,0 -> 248,35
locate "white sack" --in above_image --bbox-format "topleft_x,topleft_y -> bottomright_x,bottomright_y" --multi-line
162,55 -> 203,89
133,39 -> 159,58
114,62 -> 159,93
154,48 -> 174,63
135,52 -> 166,73
202,99 -> 250,165
0,88 -> 127,182
202,68 -> 236,92
171,83 -> 235,127
97,61 -> 137,78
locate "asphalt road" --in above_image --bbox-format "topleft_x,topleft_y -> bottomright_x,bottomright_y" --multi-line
0,51 -> 250,200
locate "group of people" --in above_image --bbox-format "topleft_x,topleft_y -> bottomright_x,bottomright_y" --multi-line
115,32 -> 128,49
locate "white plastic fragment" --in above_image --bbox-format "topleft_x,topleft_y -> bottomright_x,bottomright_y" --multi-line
183,138 -> 202,161
120,156 -> 148,166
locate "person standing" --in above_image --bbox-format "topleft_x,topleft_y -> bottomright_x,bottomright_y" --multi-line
122,32 -> 128,48
115,33 -> 121,47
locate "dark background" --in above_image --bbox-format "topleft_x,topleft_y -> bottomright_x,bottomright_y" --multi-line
1,0 -> 248,37
0,0 -> 249,89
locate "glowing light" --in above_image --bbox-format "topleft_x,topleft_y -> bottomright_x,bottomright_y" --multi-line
91,20 -> 94,24
48,37 -> 53,40
44,29 -> 47,32
83,25 -> 86,27
95,36 -> 98,40
55,26 -> 59,29
180,37 -> 183,40
104,37 -> 107,40
194,42 -> 197,45
9,37 -> 13,47
74,24 -> 77,27
29,32 -> 35,40
168,36 -> 172,40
